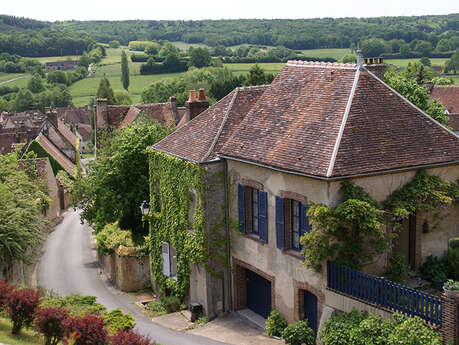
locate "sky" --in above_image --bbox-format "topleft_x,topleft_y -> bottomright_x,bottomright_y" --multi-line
3,0 -> 458,21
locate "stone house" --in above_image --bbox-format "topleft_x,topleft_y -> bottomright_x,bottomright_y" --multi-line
45,60 -> 78,72
148,59 -> 459,335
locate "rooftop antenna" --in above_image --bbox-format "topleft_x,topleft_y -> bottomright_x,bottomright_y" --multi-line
356,44 -> 363,69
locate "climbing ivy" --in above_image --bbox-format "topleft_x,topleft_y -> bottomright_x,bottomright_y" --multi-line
301,170 -> 459,272
147,150 -> 226,299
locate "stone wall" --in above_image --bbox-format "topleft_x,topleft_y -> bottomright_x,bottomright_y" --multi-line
98,251 -> 150,292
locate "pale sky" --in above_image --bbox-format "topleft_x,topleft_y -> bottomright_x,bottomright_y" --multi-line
3,0 -> 459,21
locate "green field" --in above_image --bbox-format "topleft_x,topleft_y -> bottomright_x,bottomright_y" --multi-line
171,41 -> 209,50
300,48 -> 351,60
30,55 -> 80,63
0,72 -> 26,83
224,62 -> 285,75
385,58 -> 448,68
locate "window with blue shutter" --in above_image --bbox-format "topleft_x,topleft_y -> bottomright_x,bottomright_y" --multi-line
258,190 -> 268,243
275,196 -> 285,249
292,200 -> 301,251
238,184 -> 246,233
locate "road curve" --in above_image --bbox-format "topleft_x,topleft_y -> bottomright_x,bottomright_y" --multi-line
38,209 -> 228,345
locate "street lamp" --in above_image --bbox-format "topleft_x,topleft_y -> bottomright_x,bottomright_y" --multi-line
140,200 -> 150,216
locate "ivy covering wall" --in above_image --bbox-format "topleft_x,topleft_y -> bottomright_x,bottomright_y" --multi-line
26,140 -> 65,175
148,149 -> 209,299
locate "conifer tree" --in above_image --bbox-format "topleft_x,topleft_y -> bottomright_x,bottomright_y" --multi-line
121,51 -> 130,91
96,76 -> 116,104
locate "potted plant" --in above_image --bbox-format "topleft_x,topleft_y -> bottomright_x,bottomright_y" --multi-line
443,279 -> 459,298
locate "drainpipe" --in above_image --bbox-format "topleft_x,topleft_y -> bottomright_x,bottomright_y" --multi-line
223,158 -> 233,312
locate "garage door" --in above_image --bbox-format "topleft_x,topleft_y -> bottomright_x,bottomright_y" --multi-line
304,290 -> 318,335
246,269 -> 272,319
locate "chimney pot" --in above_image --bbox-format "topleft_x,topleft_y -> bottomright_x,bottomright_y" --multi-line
198,88 -> 206,101
188,90 -> 196,102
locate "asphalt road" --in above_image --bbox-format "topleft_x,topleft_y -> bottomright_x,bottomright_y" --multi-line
38,209 -> 227,345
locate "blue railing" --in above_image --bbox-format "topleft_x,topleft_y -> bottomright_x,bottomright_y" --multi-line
327,261 -> 442,326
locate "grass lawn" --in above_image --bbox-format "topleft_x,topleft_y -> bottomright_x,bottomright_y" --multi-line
29,55 -> 80,64
0,72 -> 27,83
0,317 -> 43,345
171,41 -> 209,50
385,58 -> 448,68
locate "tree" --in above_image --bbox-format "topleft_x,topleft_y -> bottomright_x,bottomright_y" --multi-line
121,51 -> 130,91
47,70 -> 67,85
419,57 -> 431,67
28,73 -> 44,93
114,90 -> 132,105
415,40 -> 433,56
144,45 -> 159,56
72,118 -> 173,234
110,329 -> 154,345
34,307 -> 70,345
96,76 -> 116,104
109,40 -> 120,48
64,314 -> 108,345
189,47 -> 211,68
342,54 -> 357,63
246,64 -> 266,85
78,55 -> 91,68
13,89 -> 34,111
6,287 -> 41,334
360,38 -> 389,57
158,42 -> 180,58
399,44 -> 410,58
436,38 -> 453,52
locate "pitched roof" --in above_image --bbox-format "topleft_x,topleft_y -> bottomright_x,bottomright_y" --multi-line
430,85 -> 459,113
153,60 -> 459,179
57,118 -> 78,148
153,86 -> 268,162
76,124 -> 92,142
35,133 -> 76,177
220,61 -> 459,178
119,106 -> 141,129
55,106 -> 90,125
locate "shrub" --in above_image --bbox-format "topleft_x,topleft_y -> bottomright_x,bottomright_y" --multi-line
41,293 -> 107,316
444,279 -> 459,290
265,310 -> 288,337
147,301 -> 166,315
449,238 -> 459,250
447,248 -> 459,281
95,222 -> 134,254
65,314 -> 108,345
386,253 -> 410,282
387,316 -> 441,345
281,319 -> 315,345
103,308 -> 135,332
0,279 -> 15,310
320,310 -> 368,345
420,255 -> 448,284
5,287 -> 41,334
159,295 -> 181,313
109,329 -> 154,345
349,313 -> 395,345
34,307 -> 70,345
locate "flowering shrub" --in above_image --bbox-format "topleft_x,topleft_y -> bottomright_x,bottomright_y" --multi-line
5,287 -> 40,334
65,314 -> 108,345
109,329 -> 155,345
34,307 -> 70,345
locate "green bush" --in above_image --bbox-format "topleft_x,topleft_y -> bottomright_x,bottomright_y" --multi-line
159,295 -> 181,313
387,316 -> 441,345
103,308 -> 135,332
386,253 -> 410,282
281,319 -> 315,345
420,255 -> 448,284
95,221 -> 134,254
265,310 -> 287,337
320,310 -> 367,345
40,293 -> 107,316
448,248 -> 459,281
444,279 -> 459,290
320,311 -> 441,345
449,238 -> 459,250
147,300 -> 167,316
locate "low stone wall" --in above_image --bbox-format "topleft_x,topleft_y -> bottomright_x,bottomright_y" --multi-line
98,251 -> 150,292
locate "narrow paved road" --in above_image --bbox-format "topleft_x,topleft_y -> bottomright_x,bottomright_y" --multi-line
38,209 -> 227,345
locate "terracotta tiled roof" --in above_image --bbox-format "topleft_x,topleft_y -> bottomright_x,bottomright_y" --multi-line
76,124 -> 91,142
153,86 -> 268,162
35,133 -> 76,177
55,106 -> 90,125
219,61 -> 459,178
430,85 -> 459,130
119,106 -> 141,129
57,118 -> 78,148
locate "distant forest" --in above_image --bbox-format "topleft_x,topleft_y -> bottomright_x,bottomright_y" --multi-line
0,14 -> 458,56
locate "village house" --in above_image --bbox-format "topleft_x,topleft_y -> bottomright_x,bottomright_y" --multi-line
430,85 -> 459,134
45,60 -> 78,72
148,58 -> 459,340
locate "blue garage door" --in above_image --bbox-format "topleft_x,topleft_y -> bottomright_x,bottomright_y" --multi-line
304,290 -> 318,335
246,269 -> 271,319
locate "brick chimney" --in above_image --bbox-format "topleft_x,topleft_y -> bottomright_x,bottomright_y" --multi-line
45,108 -> 58,128
169,96 -> 179,125
186,89 -> 209,122
363,57 -> 386,80
95,98 -> 108,129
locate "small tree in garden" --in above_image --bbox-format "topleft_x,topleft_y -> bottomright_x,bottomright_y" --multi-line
109,329 -> 155,345
34,307 -> 70,345
65,313 -> 108,345
0,279 -> 15,310
5,287 -> 41,334
282,319 -> 315,345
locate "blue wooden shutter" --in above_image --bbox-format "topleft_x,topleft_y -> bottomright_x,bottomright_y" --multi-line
238,184 -> 246,233
275,196 -> 285,249
299,203 -> 310,248
258,190 -> 268,243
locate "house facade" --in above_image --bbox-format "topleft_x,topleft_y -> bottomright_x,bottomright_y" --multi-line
148,60 -> 459,336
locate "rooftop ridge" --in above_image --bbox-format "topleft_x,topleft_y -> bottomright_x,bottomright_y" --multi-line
286,60 -> 357,69
327,68 -> 361,177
